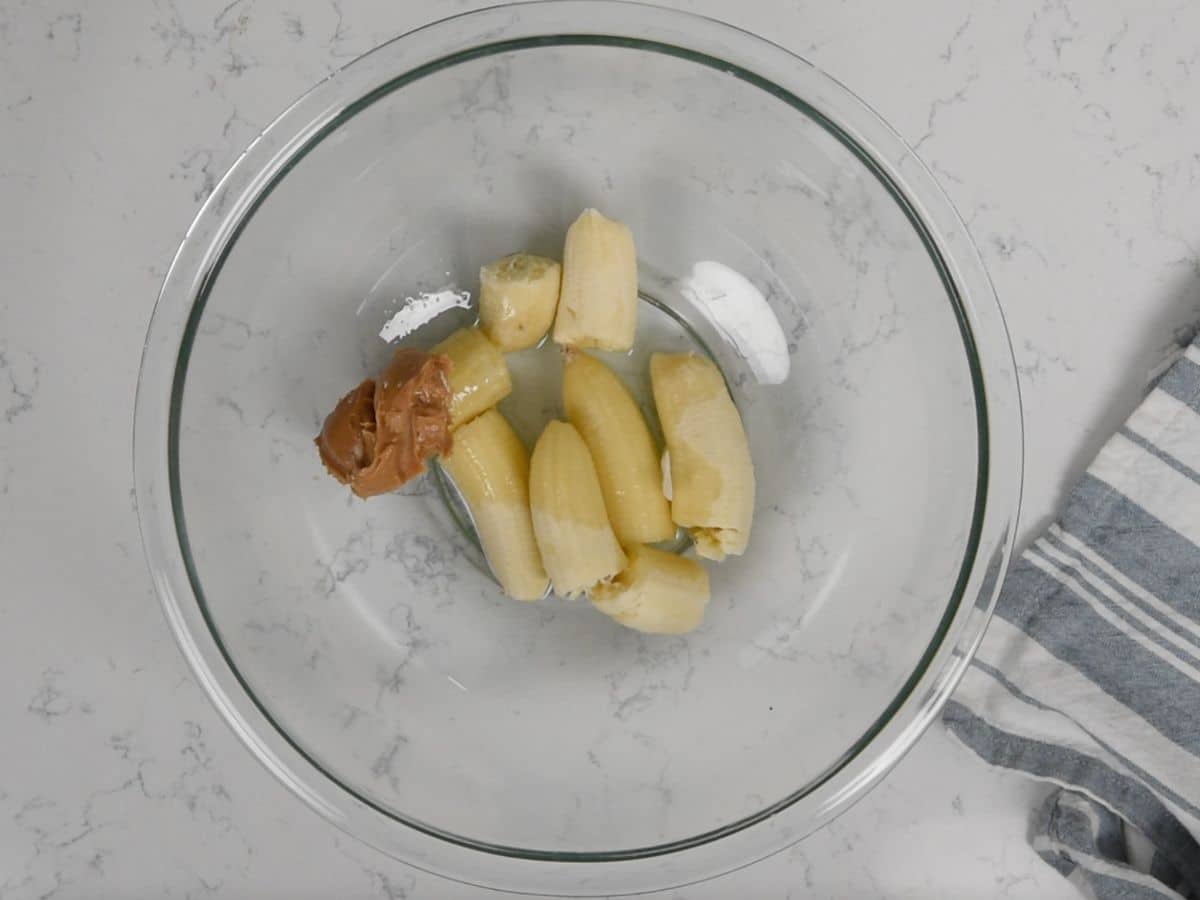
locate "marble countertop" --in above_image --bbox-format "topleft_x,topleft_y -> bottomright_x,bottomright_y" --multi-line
3,0 -> 1198,896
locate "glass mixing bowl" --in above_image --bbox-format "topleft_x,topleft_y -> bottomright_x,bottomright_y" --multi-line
134,2 -> 1022,895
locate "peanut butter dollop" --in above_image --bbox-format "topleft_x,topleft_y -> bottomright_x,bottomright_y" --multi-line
315,349 -> 454,498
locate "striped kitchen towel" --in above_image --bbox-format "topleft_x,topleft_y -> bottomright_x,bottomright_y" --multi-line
944,337 -> 1200,900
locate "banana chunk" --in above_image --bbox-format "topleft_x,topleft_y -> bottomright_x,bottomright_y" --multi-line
479,252 -> 562,352
563,351 -> 674,544
529,420 -> 627,597
650,352 -> 755,560
552,208 -> 638,351
591,546 -> 710,635
440,409 -> 548,601
432,326 -> 513,429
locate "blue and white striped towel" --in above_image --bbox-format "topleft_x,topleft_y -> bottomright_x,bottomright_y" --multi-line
945,337 -> 1200,900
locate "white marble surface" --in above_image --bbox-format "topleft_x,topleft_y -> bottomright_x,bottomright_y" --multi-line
2,0 -> 1198,897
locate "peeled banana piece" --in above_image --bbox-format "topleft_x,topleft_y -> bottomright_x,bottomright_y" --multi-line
440,409 -> 548,601
563,351 -> 674,545
591,545 -> 710,634
650,352 -> 755,561
552,208 -> 639,352
432,326 -> 512,429
479,252 -> 562,352
529,420 -> 627,597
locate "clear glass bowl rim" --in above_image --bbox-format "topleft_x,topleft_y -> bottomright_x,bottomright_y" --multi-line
133,1 -> 1024,894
